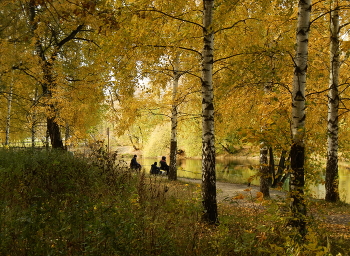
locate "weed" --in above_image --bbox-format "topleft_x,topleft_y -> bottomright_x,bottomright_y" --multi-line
0,148 -> 349,255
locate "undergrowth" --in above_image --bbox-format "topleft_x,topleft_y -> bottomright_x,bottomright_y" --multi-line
0,148 -> 349,255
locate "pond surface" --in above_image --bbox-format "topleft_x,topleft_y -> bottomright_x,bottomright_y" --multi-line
140,157 -> 350,203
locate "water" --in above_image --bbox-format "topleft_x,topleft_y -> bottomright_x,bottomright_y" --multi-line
141,157 -> 259,185
308,167 -> 350,203
140,157 -> 350,203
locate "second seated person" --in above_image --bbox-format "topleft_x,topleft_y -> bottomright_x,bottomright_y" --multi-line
159,156 -> 169,175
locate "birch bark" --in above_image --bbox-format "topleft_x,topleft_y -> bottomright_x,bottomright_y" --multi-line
325,3 -> 340,202
169,53 -> 180,181
201,0 -> 218,224
289,0 -> 312,236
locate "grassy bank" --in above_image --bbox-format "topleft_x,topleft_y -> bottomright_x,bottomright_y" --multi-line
0,148 -> 349,255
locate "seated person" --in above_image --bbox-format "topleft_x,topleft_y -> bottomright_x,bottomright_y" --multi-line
159,156 -> 169,175
150,162 -> 161,175
130,155 -> 141,171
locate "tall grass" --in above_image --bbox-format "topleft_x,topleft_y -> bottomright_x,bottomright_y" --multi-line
0,148 -> 349,255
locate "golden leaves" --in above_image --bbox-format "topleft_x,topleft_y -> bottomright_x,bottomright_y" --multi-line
232,190 -> 264,201
233,193 -> 244,200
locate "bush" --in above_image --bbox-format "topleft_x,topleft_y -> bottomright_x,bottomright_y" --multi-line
0,148 -> 136,255
0,148 -> 203,255
0,148 -> 348,255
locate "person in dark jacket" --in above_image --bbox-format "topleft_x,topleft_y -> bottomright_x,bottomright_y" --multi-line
150,162 -> 161,175
159,156 -> 169,175
130,155 -> 141,171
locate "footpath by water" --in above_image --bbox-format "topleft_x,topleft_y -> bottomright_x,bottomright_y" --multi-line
140,157 -> 350,204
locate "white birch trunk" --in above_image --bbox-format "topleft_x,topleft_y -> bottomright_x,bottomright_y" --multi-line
289,0 -> 312,235
201,0 -> 218,224
325,3 -> 340,202
169,53 -> 180,181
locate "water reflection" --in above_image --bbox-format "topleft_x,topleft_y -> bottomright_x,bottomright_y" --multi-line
141,157 -> 260,185
308,167 -> 350,203
140,157 -> 350,203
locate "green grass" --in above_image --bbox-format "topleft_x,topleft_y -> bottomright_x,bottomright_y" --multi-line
0,148 -> 349,255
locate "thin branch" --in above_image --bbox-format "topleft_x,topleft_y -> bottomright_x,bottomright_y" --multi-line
214,53 -> 245,63
145,44 -> 201,57
339,21 -> 350,30
137,8 -> 203,29
74,37 -> 101,48
214,18 -> 258,34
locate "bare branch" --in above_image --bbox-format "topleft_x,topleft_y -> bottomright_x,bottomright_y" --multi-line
145,44 -> 201,57
214,18 -> 258,34
137,8 -> 203,29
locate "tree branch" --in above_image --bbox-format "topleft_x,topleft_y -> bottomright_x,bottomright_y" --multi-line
214,18 -> 258,34
145,44 -> 201,57
57,24 -> 84,49
137,8 -> 203,29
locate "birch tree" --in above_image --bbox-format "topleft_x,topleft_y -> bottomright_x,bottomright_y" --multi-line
201,0 -> 218,224
169,53 -> 180,180
325,1 -> 340,202
289,0 -> 312,236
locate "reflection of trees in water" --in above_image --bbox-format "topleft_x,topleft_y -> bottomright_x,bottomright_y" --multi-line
177,158 -> 259,185
215,159 -> 259,185
338,168 -> 350,202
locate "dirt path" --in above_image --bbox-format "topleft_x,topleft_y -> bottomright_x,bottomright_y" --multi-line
179,178 -> 286,202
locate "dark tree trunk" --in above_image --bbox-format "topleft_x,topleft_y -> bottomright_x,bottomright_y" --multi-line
260,147 -> 270,198
272,150 -> 287,187
269,147 -> 274,186
201,144 -> 218,224
169,140 -> 177,180
47,116 -> 64,149
289,143 -> 307,236
325,156 -> 339,202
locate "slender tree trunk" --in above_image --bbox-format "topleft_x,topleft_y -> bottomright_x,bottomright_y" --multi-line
289,0 -> 312,237
269,147 -> 275,185
65,123 -> 70,150
31,119 -> 36,148
325,3 -> 340,202
5,84 -> 13,146
169,53 -> 180,181
201,0 -> 218,224
31,87 -> 38,148
259,83 -> 272,197
128,130 -> 139,151
259,146 -> 270,197
272,150 -> 287,187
